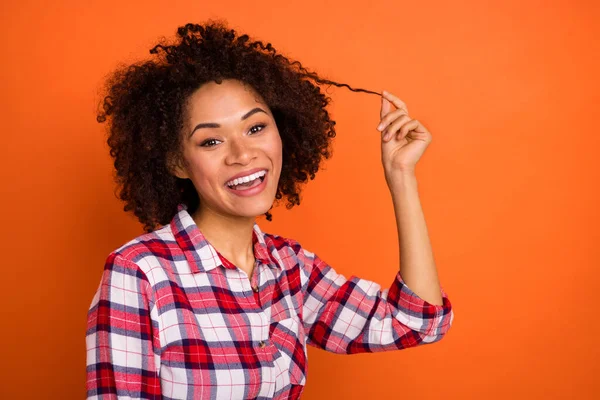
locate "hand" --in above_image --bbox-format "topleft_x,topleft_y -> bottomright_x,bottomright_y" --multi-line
377,90 -> 432,180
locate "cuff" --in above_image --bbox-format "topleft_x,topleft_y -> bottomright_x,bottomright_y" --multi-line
387,271 -> 454,336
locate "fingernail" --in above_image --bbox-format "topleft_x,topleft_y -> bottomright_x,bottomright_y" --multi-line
377,124 -> 383,131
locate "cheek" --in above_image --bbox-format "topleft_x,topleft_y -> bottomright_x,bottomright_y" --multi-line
188,157 -> 220,191
267,133 -> 283,167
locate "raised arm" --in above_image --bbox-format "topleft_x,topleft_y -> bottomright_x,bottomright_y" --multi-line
292,243 -> 453,354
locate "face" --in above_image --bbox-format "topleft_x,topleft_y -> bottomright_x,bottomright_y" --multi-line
172,79 -> 282,221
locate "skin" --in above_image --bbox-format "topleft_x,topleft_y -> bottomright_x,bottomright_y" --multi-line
378,90 -> 443,305
171,79 -> 282,278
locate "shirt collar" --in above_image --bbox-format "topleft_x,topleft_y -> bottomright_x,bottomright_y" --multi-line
169,203 -> 278,274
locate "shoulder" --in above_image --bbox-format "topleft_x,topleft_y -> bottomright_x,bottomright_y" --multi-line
262,231 -> 300,253
103,222 -> 176,280
259,227 -> 299,255
258,229 -> 317,269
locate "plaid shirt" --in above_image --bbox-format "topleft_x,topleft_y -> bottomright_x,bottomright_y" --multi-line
86,203 -> 454,399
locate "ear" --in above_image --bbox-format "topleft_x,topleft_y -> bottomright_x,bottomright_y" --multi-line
167,155 -> 189,180
172,166 -> 189,180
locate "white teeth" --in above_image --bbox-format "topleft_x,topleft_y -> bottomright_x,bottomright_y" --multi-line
226,170 -> 266,187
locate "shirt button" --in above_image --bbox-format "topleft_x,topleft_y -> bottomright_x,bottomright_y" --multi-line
252,285 -> 259,293
259,341 -> 266,348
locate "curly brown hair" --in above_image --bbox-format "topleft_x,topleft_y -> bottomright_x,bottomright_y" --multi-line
97,20 -> 379,233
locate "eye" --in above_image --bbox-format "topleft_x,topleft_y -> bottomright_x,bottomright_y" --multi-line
199,124 -> 265,148
249,124 -> 266,134
200,138 -> 221,147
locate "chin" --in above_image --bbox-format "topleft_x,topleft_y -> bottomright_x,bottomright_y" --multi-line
229,202 -> 274,219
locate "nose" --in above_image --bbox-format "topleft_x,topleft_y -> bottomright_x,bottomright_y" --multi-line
225,135 -> 257,165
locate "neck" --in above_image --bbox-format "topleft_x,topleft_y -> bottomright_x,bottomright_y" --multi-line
192,205 -> 256,273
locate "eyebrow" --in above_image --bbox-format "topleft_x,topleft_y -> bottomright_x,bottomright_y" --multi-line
189,107 -> 268,139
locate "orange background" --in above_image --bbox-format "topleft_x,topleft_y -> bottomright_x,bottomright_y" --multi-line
1,0 -> 598,398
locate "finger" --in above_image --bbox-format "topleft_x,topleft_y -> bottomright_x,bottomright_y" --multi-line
383,115 -> 412,141
380,95 -> 392,119
397,119 -> 421,141
382,90 -> 409,114
377,108 -> 408,132
400,119 -> 427,136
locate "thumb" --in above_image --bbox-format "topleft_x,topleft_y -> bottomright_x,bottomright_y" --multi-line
380,95 -> 392,119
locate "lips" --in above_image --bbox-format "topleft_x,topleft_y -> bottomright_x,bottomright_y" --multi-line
231,175 -> 263,190
224,168 -> 268,186
225,170 -> 268,197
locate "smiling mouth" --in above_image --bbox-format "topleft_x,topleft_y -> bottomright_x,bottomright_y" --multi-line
225,172 -> 267,191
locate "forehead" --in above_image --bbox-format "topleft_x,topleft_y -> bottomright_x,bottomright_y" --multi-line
186,79 -> 269,121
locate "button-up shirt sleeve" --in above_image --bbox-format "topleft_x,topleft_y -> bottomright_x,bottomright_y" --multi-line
85,253 -> 162,399
291,240 -> 454,354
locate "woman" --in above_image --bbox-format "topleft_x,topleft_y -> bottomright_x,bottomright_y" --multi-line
85,21 -> 454,399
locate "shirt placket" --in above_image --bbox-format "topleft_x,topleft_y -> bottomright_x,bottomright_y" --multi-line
252,261 -> 281,400
248,259 -> 271,351
250,259 -> 262,308
218,254 -> 272,349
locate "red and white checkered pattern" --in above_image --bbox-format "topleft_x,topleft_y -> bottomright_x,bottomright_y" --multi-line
85,203 -> 454,399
